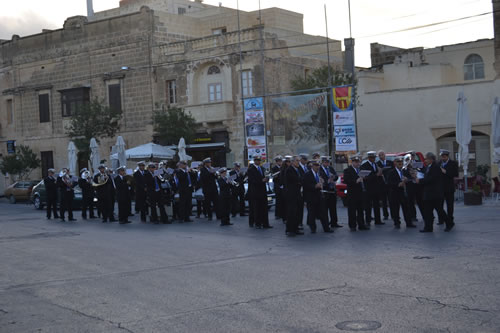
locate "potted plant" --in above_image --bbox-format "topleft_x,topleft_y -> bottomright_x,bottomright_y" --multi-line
474,164 -> 491,197
464,184 -> 482,205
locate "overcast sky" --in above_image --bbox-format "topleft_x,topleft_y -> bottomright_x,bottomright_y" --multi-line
0,0 -> 494,67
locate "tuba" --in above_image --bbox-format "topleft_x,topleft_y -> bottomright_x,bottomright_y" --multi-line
92,170 -> 109,187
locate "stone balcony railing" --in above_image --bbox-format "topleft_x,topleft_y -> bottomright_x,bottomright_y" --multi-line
184,101 -> 234,124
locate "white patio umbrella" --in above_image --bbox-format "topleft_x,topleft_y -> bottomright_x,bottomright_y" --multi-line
177,137 -> 192,162
110,142 -> 175,161
67,141 -> 77,176
116,136 -> 127,167
89,138 -> 101,172
493,98 -> 500,166
456,91 -> 472,191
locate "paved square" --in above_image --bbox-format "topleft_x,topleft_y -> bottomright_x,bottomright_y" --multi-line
1,200 -> 499,332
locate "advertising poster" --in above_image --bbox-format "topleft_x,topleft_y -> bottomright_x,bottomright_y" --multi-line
334,125 -> 356,137
244,97 -> 267,161
333,111 -> 354,126
336,136 -> 357,151
270,93 -> 328,155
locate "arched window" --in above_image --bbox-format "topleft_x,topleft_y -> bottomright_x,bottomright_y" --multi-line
464,54 -> 485,80
207,65 -> 221,75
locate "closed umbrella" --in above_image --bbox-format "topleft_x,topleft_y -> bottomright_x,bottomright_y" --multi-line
67,141 -> 77,176
89,138 -> 100,172
116,136 -> 127,167
492,97 -> 500,166
456,91 -> 472,191
177,137 -> 192,162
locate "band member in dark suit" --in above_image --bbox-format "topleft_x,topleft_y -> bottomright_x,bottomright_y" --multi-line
57,168 -> 77,222
247,155 -> 272,229
319,156 -> 341,228
279,156 -> 292,225
360,151 -> 384,225
44,168 -> 59,219
200,158 -> 219,221
107,168 -> 117,221
387,157 -> 416,228
133,161 -> 148,222
78,168 -> 95,220
296,153 -> 309,228
229,162 -> 246,217
144,163 -> 168,224
343,155 -> 369,231
376,150 -> 394,220
272,156 -> 284,220
417,152 -> 454,232
403,151 -> 425,221
217,168 -> 233,226
176,160 -> 194,223
303,160 -> 333,233
438,149 -> 459,225
284,156 -> 304,236
93,165 -> 114,223
114,166 -> 132,224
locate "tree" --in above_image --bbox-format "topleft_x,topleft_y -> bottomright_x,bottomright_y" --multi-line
0,145 -> 41,180
65,98 -> 122,160
153,106 -> 197,145
290,66 -> 353,93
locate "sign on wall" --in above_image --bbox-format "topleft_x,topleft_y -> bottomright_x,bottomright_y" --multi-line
244,97 -> 267,161
7,140 -> 16,154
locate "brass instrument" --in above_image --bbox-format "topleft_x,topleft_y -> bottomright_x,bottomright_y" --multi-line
92,171 -> 109,187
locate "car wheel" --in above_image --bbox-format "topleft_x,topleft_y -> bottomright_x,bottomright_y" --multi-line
33,196 -> 42,210
9,195 -> 16,204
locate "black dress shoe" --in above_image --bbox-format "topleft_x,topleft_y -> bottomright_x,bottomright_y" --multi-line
358,226 -> 370,231
444,223 -> 455,232
406,223 -> 417,228
60,218 -> 66,222
263,225 -> 273,229
332,224 -> 343,228
69,218 -> 77,222
184,219 -> 194,222
119,221 -> 131,224
295,230 -> 304,235
286,232 -> 296,237
419,229 -> 433,233
374,221 -> 385,225
437,221 -> 445,225
240,214 -> 247,217
324,229 -> 334,233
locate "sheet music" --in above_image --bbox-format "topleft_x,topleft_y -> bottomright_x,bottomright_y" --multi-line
126,169 -> 133,175
417,172 -> 425,179
239,167 -> 248,174
412,162 -> 424,169
154,170 -> 161,177
166,168 -> 175,175
190,161 -> 201,168
228,174 -> 237,182
358,170 -> 372,177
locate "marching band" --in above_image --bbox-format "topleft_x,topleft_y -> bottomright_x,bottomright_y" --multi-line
41,149 -> 457,235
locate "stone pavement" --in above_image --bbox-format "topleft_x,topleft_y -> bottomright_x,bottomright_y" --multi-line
0,200 -> 499,333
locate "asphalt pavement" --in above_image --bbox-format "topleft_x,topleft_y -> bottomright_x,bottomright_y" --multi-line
1,199 -> 499,333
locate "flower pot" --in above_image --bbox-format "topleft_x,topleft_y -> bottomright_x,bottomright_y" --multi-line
464,191 -> 482,205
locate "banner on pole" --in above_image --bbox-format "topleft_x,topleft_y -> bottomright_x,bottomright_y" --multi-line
332,85 -> 357,152
335,136 -> 357,151
269,93 -> 328,156
244,97 -> 267,161
332,85 -> 354,112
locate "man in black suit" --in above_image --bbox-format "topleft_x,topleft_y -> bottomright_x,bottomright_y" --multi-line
176,160 -> 194,223
438,149 -> 459,225
343,154 -> 369,231
78,168 -> 95,220
247,155 -> 272,229
279,156 -> 292,225
296,153 -> 309,228
417,152 -> 454,232
200,158 -> 218,221
133,161 -> 148,222
229,162 -> 246,217
217,168 -> 233,226
57,168 -> 77,222
93,165 -> 114,223
144,163 -> 168,224
319,156 -> 341,228
303,160 -> 333,233
284,156 -> 304,236
114,166 -> 132,224
43,168 -> 59,219
387,157 -> 416,228
376,150 -> 393,220
360,151 -> 384,225
272,156 -> 284,220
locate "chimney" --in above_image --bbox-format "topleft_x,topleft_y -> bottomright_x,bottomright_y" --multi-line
87,0 -> 94,18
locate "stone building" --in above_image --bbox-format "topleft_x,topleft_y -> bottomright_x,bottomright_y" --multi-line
356,36 -> 498,176
0,0 -> 343,191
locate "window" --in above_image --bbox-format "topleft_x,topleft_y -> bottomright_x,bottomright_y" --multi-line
242,70 -> 253,97
6,99 -> 13,124
166,80 -> 177,104
41,151 -> 54,178
178,7 -> 186,15
108,84 -> 122,113
208,66 -> 221,75
39,93 -> 50,123
464,54 -> 485,80
208,83 -> 222,102
60,87 -> 90,117
212,27 -> 227,35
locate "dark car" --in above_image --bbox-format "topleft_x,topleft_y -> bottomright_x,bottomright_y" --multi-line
30,180 -> 90,210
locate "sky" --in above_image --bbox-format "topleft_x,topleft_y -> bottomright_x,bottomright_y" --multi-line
0,0 -> 494,67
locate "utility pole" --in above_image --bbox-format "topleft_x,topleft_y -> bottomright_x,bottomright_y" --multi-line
237,0 -> 247,165
258,0 -> 269,161
347,0 -> 359,152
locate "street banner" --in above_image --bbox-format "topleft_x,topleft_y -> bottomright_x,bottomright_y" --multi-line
333,110 -> 354,126
269,92 -> 328,155
332,85 -> 354,112
334,125 -> 356,136
336,136 -> 357,151
244,97 -> 267,161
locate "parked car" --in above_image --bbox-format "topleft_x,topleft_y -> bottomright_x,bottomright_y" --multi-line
4,180 -> 40,204
30,180 -> 88,210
